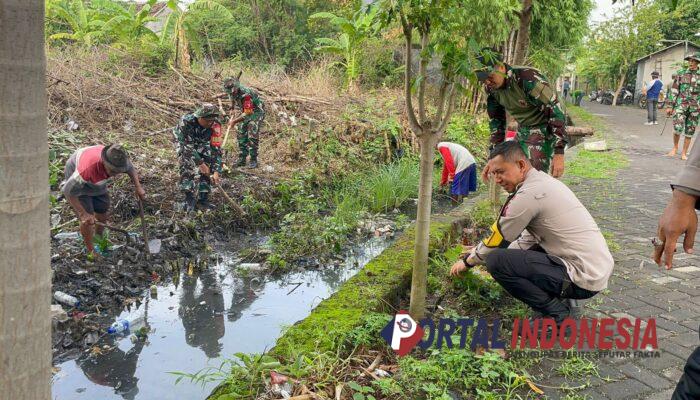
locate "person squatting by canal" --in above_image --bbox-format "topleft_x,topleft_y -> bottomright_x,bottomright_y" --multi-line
61,144 -> 145,259
450,141 -> 614,324
173,103 -> 224,212
223,74 -> 265,169
666,52 -> 700,161
475,48 -> 568,178
436,141 -> 478,204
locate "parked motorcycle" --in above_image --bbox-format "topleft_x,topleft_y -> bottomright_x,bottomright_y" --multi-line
589,90 -> 599,102
638,90 -> 666,109
615,87 -> 634,105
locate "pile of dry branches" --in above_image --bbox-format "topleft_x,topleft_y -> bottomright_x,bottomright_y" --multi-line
46,49 -> 346,142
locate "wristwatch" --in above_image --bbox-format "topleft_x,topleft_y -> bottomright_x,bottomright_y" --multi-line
461,253 -> 475,268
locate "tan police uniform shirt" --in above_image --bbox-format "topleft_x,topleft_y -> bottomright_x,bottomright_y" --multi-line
470,168 -> 614,291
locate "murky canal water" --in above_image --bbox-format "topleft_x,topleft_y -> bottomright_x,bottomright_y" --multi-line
51,237 -> 392,400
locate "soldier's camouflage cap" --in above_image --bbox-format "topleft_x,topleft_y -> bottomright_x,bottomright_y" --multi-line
223,73 -> 243,92
194,103 -> 220,119
474,48 -> 504,81
684,52 -> 700,62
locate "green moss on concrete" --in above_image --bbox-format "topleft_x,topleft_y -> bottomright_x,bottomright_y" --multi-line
271,218 -> 458,358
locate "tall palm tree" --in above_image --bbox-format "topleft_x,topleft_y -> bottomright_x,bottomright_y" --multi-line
1,1 -> 51,399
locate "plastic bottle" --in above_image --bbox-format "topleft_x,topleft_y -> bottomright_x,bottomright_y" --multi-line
107,315 -> 145,335
54,291 -> 80,307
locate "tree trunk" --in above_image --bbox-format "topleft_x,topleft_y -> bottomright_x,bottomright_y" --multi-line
0,1 -> 51,399
409,132 -> 439,320
513,0 -> 533,65
612,70 -> 626,107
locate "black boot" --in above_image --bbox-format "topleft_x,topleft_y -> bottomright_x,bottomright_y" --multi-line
197,192 -> 214,210
248,156 -> 258,168
182,192 -> 196,212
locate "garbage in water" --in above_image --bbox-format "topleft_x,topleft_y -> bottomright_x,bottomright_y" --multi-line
52,237 -> 392,400
107,315 -> 145,335
239,262 -> 263,271
54,291 -> 80,307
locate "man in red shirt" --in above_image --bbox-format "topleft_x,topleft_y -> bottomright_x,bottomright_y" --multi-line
61,144 -> 145,258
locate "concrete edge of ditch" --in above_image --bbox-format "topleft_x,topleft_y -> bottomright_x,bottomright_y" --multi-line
207,194 -> 488,399
269,195 -> 487,359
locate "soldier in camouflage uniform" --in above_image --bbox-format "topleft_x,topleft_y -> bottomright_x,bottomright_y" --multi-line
223,74 -> 265,168
475,50 -> 568,178
666,52 -> 700,161
173,104 -> 224,211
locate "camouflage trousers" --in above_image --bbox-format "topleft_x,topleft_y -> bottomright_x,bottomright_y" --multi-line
238,113 -> 264,159
673,105 -> 699,138
516,126 -> 555,173
178,155 -> 214,196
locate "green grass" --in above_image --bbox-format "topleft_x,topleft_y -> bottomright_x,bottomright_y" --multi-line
556,354 -> 599,380
357,158 -> 421,213
602,231 -> 621,252
565,149 -> 628,179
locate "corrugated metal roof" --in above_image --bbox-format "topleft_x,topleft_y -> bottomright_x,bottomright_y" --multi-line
635,40 -> 700,64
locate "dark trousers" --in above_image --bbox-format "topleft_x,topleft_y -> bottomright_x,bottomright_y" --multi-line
485,248 -> 598,312
647,99 -> 658,122
673,346 -> 700,400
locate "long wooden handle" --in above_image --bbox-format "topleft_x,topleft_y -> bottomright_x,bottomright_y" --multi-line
138,198 -> 150,252
95,221 -> 130,235
216,183 -> 246,216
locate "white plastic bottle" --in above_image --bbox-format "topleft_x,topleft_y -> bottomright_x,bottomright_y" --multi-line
54,291 -> 80,307
107,315 -> 145,335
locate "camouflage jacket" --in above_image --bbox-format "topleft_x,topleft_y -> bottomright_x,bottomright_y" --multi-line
173,114 -> 223,173
667,67 -> 700,109
486,65 -> 568,154
225,84 -> 264,120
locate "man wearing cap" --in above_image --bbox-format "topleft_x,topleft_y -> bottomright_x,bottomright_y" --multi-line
475,49 -> 568,178
173,104 -> 224,211
643,71 -> 663,125
666,52 -> 700,160
223,75 -> 265,168
61,144 -> 145,258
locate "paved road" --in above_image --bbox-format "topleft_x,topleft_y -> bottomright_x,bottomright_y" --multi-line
532,100 -> 700,399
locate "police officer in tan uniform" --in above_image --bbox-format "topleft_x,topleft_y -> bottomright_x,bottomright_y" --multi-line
450,141 -> 614,322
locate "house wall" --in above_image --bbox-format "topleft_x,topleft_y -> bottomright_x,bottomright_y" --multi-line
635,45 -> 700,96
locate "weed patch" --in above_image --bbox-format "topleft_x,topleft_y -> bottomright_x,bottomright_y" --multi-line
566,150 -> 628,180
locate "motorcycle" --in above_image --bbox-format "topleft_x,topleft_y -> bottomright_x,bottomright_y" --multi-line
588,90 -> 599,102
638,90 -> 666,109
600,90 -> 614,105
615,87 -> 634,105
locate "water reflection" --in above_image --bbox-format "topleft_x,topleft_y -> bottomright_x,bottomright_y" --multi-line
179,270 -> 226,358
77,337 -> 144,399
52,237 -> 393,400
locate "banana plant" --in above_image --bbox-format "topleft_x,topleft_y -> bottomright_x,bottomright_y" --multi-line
309,6 -> 379,92
98,0 -> 159,44
46,0 -> 108,46
160,0 -> 233,71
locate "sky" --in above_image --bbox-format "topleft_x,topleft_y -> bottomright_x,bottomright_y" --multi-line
589,0 -> 626,25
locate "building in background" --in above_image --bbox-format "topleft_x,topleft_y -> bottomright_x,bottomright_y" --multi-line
634,40 -> 700,97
